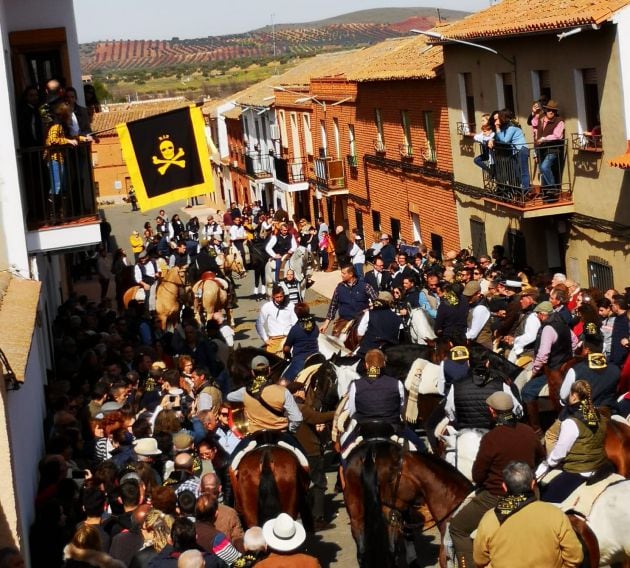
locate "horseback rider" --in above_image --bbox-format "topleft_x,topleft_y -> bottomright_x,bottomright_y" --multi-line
536,379 -> 610,504
169,240 -> 190,268
227,356 -> 303,442
450,392 -> 544,568
320,264 -> 378,337
190,239 -> 236,309
133,250 -> 160,311
347,349 -> 424,450
521,301 -> 575,435
560,326 -> 620,415
445,359 -> 522,431
255,285 -> 298,357
355,291 -> 402,356
265,222 -> 297,282
463,280 -> 493,349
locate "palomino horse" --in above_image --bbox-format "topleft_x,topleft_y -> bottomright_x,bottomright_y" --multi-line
217,245 -> 247,279
230,441 -> 311,529
264,245 -> 310,297
123,266 -> 186,330
191,275 -> 231,326
344,440 -> 472,568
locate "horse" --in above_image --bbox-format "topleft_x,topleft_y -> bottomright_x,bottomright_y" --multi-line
343,440 -> 472,567
191,275 -> 231,326
217,245 -> 247,279
264,245 -> 310,297
230,443 -> 311,529
407,308 -> 437,345
122,266 -> 186,330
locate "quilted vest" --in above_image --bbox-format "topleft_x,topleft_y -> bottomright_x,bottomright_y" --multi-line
354,375 -> 401,425
563,416 -> 608,473
453,375 -> 504,430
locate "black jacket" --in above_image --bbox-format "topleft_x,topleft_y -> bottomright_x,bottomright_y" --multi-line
364,269 -> 392,292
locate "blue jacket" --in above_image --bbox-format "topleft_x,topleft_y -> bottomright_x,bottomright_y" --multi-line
495,124 -> 527,149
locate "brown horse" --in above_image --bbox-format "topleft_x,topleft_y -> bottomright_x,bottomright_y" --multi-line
123,266 -> 186,330
343,439 -> 472,568
605,418 -> 630,477
229,443 -> 311,529
191,275 -> 230,326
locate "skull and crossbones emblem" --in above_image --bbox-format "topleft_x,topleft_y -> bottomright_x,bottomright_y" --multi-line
152,138 -> 186,175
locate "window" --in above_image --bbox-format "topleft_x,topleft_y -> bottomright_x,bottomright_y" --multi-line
374,108 -> 385,151
278,111 -> 288,149
411,213 -> 422,243
372,210 -> 381,232
243,116 -> 250,145
496,72 -> 515,113
575,68 -> 601,132
302,113 -> 313,155
319,120 -> 327,156
508,230 -> 527,267
430,233 -> 443,261
354,209 -> 364,237
423,111 -> 436,162
348,124 -> 356,157
588,257 -> 614,291
458,72 -> 476,132
469,218 -> 487,257
401,110 -> 411,147
531,70 -> 551,101
333,118 -> 341,159
289,112 -> 300,158
391,218 -> 401,243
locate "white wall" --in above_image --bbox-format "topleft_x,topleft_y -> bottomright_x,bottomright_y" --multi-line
614,5 -> 630,139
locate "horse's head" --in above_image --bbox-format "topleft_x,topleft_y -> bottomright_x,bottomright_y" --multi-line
163,266 -> 185,285
309,361 -> 340,411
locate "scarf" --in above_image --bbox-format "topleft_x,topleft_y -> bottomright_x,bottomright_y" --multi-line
494,492 -> 536,524
495,411 -> 517,426
562,402 -> 599,430
246,374 -> 269,397
298,316 -> 315,333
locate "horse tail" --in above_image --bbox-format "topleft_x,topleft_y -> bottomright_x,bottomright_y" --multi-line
360,444 -> 391,567
257,448 -> 282,526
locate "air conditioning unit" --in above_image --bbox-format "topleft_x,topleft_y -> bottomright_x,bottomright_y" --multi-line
269,124 -> 281,140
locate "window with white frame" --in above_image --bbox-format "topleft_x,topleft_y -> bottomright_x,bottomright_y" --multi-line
496,72 -> 515,112
401,110 -> 411,147
320,119 -> 328,156
333,117 -> 341,159
302,113 -> 313,156
278,110 -> 288,150
531,69 -> 552,101
574,68 -> 601,132
348,124 -> 356,157
458,72 -> 476,133
290,112 -> 300,158
375,108 -> 385,151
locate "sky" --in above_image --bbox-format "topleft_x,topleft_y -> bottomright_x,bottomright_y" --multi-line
74,0 -> 492,43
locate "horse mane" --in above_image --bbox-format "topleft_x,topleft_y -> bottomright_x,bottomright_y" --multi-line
407,451 -> 473,492
469,342 -> 521,381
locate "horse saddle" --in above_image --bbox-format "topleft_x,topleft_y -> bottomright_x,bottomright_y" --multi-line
200,271 -> 216,281
341,420 -> 418,460
332,318 -> 355,338
230,430 -> 309,474
541,467 -> 624,516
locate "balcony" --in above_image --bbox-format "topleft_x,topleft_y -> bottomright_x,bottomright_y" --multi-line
273,156 -> 309,193
399,143 -> 414,159
245,153 -> 273,181
471,140 -> 574,218
571,132 -> 603,154
314,157 -> 347,196
18,144 -> 102,252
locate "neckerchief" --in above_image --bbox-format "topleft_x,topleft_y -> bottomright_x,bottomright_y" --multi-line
562,402 -> 599,430
298,316 -> 315,333
494,492 -> 536,524
495,412 -> 516,426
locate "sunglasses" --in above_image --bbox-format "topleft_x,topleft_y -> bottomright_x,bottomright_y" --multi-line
219,412 -> 230,416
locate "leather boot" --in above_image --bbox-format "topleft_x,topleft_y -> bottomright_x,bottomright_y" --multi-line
525,400 -> 542,436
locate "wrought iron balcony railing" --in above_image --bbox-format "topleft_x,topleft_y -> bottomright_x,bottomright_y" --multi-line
457,122 -> 476,136
571,132 -> 603,153
314,157 -> 346,190
274,156 -> 307,185
245,153 -> 273,179
18,143 -> 99,230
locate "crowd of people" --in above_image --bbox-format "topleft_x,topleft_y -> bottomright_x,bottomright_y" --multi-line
12,192 -> 630,568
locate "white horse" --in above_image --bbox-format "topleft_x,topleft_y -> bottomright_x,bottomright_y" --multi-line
408,307 -> 437,345
588,479 -> 630,565
265,245 -> 310,298
318,333 -> 352,359
440,425 -> 487,481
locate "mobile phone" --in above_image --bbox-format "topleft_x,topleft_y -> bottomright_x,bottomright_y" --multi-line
72,470 -> 87,479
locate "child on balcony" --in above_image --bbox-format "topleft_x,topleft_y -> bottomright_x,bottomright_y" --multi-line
473,113 -> 495,176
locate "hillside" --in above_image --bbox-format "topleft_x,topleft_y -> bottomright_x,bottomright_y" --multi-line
80,7 -> 468,73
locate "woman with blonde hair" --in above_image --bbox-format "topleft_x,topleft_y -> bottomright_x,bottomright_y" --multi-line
129,509 -> 175,568
536,379 -> 609,503
63,524 -> 125,567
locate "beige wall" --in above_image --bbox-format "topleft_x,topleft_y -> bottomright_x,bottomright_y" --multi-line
0,369 -> 20,551
443,25 -> 630,285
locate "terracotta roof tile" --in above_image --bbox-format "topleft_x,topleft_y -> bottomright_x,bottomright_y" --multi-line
609,141 -> 630,168
437,0 -> 630,40
346,36 -> 442,82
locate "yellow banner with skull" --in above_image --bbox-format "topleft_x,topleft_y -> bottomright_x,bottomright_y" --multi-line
117,105 -> 213,211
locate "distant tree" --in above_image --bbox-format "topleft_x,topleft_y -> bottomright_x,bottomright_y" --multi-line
92,79 -> 111,103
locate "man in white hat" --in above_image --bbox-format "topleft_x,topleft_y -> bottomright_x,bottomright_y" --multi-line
257,513 -> 320,567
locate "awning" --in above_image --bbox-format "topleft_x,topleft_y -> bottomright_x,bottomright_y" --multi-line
0,276 -> 41,382
609,141 -> 630,169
